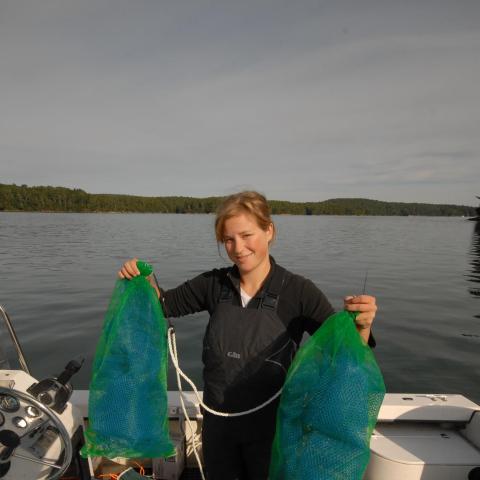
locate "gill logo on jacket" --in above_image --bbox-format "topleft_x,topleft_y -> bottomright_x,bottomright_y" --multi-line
227,351 -> 241,359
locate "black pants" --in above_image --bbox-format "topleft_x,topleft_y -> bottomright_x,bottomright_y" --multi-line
201,404 -> 278,480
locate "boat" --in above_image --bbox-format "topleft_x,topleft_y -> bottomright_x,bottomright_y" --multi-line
1,304 -> 480,480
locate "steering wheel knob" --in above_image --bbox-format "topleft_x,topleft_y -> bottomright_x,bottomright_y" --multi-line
0,430 -> 20,462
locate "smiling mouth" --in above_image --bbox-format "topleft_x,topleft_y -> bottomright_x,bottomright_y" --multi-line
236,253 -> 253,260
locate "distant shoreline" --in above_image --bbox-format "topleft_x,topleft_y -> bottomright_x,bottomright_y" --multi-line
0,209 -> 476,218
0,183 -> 476,217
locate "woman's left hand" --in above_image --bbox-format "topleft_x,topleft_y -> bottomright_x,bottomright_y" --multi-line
344,295 -> 377,342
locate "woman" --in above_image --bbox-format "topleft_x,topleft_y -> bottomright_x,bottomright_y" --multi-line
119,191 -> 377,480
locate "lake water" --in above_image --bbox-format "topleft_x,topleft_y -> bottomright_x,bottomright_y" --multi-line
1,212 -> 479,403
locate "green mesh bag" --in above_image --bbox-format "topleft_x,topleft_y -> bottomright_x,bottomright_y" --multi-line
81,262 -> 174,459
269,310 -> 385,480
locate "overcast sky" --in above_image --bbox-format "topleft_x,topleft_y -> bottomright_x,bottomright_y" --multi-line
1,0 -> 479,204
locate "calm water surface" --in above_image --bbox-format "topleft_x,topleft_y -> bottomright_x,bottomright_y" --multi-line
1,213 -> 479,402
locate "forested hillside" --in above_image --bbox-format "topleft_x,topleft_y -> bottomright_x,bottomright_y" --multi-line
0,183 -> 475,216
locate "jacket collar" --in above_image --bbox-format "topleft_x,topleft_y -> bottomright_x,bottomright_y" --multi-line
227,255 -> 277,299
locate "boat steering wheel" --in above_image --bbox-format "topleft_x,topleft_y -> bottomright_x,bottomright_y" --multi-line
0,386 -> 72,480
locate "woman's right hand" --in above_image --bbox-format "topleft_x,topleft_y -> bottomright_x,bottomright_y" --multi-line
118,258 -> 161,299
118,258 -> 140,280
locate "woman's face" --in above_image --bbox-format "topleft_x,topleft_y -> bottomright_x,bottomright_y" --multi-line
222,213 -> 273,276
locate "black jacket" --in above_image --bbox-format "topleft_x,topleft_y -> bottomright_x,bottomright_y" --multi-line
160,257 -> 375,347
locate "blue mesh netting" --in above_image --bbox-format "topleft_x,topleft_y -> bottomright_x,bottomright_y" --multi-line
81,272 -> 174,459
269,310 -> 385,479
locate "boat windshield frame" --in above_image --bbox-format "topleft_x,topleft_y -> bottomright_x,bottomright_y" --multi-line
0,304 -> 31,374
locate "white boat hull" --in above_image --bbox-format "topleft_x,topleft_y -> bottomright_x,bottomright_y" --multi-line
1,373 -> 480,479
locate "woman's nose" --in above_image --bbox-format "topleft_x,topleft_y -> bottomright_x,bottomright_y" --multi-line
234,238 -> 245,253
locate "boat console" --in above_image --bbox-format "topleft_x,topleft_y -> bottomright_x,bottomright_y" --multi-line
0,305 -> 88,480
0,369 -> 86,480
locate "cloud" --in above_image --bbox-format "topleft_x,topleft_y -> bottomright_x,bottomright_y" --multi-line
0,1 -> 479,203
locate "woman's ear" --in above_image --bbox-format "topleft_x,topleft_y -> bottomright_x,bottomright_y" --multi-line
267,222 -> 274,243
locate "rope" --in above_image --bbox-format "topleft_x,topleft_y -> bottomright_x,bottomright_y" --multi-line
167,328 -> 283,417
170,327 -> 206,480
166,326 -> 284,479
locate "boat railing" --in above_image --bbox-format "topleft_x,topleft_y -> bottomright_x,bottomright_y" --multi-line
0,303 -> 31,375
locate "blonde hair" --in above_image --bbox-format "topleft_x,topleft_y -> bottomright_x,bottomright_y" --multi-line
215,191 -> 276,243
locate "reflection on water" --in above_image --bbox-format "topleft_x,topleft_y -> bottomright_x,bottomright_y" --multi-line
0,343 -> 10,369
467,222 -> 480,318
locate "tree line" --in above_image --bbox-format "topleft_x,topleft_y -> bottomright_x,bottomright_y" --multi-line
0,183 -> 476,217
